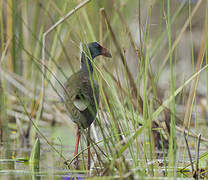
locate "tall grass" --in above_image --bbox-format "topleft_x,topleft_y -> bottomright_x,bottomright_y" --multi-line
167,0 -> 177,177
0,0 -> 207,179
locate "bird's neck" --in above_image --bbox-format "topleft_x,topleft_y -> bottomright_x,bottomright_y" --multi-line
80,52 -> 94,74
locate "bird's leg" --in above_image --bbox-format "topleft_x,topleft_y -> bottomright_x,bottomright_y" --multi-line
73,125 -> 80,169
87,127 -> 91,170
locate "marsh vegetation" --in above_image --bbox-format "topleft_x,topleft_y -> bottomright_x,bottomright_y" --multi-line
0,0 -> 208,179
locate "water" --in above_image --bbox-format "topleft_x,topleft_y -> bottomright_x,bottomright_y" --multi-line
0,125 -> 88,179
0,122 -> 207,179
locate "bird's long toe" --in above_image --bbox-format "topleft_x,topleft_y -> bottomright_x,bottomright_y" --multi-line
72,157 -> 80,170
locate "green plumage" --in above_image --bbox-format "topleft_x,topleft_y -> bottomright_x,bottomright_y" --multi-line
63,42 -> 111,130
64,70 -> 99,129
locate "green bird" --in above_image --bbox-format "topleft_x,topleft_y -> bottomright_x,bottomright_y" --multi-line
64,42 -> 112,169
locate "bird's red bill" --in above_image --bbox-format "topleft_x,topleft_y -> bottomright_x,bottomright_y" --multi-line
101,46 -> 112,58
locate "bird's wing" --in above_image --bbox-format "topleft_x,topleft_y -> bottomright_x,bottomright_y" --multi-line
64,71 -> 98,113
75,74 -> 99,111
73,93 -> 89,111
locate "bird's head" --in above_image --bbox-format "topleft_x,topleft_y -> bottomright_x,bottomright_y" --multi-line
87,42 -> 112,59
81,42 -> 112,72
82,42 -> 112,59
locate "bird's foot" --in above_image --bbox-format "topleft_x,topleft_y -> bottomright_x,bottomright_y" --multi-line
72,157 -> 80,170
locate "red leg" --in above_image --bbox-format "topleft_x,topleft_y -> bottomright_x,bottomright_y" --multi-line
87,127 -> 91,170
73,125 -> 80,169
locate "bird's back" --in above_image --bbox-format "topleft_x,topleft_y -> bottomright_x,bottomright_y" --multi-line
64,70 -> 99,128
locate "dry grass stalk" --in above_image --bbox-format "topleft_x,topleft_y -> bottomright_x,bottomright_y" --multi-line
100,8 -> 143,113
184,19 -> 207,127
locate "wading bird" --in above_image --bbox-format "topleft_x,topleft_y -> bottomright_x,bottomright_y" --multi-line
64,42 -> 112,169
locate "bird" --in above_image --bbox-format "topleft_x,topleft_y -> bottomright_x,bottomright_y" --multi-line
63,42 -> 112,170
